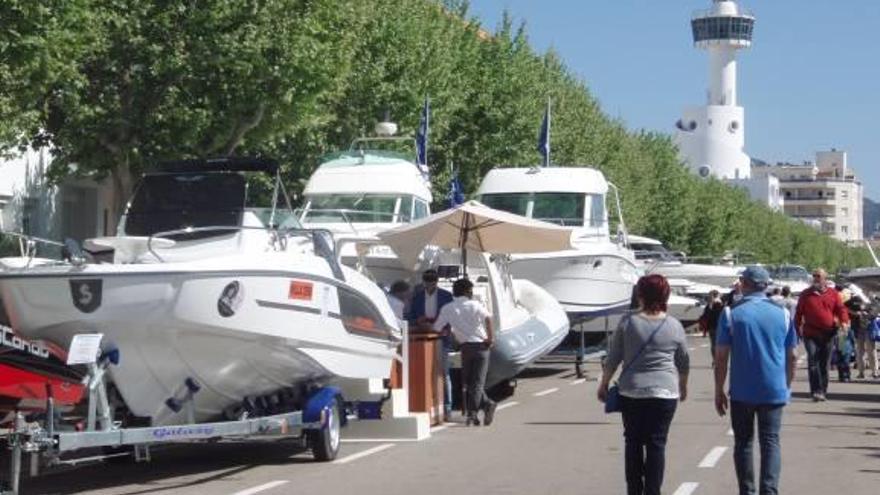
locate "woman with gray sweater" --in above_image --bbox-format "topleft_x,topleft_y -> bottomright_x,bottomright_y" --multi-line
598,274 -> 690,495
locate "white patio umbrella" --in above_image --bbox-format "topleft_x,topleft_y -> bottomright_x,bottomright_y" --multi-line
376,200 -> 574,272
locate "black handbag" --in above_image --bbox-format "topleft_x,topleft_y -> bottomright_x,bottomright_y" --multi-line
605,317 -> 668,414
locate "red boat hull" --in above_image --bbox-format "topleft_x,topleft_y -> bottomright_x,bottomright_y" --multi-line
0,363 -> 84,406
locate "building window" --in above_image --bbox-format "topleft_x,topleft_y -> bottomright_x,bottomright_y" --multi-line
841,190 -> 848,199
842,207 -> 848,217
842,226 -> 849,235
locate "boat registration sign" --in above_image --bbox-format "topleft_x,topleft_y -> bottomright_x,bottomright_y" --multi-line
289,280 -> 314,301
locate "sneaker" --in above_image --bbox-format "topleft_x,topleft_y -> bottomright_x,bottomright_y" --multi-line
811,393 -> 822,402
483,402 -> 497,427
817,393 -> 827,402
466,415 -> 480,426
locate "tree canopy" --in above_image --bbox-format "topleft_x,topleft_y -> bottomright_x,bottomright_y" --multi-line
0,0 -> 869,271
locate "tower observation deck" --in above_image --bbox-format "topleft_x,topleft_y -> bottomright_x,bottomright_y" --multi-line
675,0 -> 755,180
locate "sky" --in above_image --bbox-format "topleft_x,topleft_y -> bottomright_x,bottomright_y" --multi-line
467,0 -> 880,200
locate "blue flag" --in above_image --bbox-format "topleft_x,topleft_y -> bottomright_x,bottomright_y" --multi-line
537,100 -> 551,167
447,173 -> 465,208
416,97 -> 430,176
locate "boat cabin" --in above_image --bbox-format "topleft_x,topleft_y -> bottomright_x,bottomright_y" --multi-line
299,150 -> 432,227
476,167 -> 610,234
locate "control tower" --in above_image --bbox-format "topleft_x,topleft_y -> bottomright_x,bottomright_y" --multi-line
675,0 -> 755,180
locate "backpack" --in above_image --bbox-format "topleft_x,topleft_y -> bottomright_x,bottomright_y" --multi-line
870,317 -> 880,343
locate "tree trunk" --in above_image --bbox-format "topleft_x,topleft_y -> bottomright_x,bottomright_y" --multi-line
109,160 -> 134,234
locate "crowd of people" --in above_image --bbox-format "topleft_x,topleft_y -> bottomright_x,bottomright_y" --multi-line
598,266 -> 880,495
389,265 -> 878,494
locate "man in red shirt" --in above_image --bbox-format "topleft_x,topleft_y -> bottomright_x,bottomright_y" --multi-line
794,268 -> 850,401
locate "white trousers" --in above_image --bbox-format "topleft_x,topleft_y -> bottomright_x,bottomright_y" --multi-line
855,336 -> 878,376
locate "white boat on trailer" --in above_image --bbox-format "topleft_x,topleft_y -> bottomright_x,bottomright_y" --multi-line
0,158 -> 402,467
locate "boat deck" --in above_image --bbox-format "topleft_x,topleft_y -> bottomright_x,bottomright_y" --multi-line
9,336 -> 880,495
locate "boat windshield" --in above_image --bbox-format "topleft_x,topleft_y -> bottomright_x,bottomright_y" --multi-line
124,172 -> 246,239
301,194 -> 420,224
123,171 -> 298,239
481,192 -> 598,227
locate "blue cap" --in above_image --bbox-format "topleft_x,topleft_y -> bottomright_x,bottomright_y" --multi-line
740,265 -> 771,286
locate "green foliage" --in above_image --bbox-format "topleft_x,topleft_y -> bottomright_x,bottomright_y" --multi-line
0,0 -> 866,271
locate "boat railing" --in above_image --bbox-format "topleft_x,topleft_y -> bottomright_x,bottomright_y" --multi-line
146,225 -> 346,280
298,208 -> 408,232
0,231 -> 67,267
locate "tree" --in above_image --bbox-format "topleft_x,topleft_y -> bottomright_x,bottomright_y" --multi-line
0,0 -> 94,152
33,0 -> 356,216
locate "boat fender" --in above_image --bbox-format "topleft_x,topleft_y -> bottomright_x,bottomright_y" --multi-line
165,397 -> 183,413
100,348 -> 120,366
184,377 -> 201,394
303,386 -> 346,428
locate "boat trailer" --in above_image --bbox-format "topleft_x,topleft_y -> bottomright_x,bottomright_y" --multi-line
1,341 -> 383,495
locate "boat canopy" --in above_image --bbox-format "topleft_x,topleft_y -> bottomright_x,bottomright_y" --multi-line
477,167 -> 609,196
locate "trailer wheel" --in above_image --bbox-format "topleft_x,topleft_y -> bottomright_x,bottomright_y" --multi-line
307,396 -> 342,462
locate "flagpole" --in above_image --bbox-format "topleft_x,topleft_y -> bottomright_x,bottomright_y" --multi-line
545,98 -> 551,167
424,95 -> 430,169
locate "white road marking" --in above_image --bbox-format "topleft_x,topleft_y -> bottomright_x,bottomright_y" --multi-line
700,343 -> 710,348
698,446 -> 728,468
497,401 -> 520,411
688,347 -> 697,351
333,443 -> 395,465
231,480 -> 289,495
533,387 -> 559,397
570,378 -> 587,385
671,482 -> 700,495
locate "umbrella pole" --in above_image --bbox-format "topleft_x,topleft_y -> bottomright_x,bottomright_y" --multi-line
460,213 -> 471,277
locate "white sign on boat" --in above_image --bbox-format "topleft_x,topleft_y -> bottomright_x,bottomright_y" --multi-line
66,333 -> 104,365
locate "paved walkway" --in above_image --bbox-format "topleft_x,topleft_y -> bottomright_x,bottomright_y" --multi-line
15,336 -> 880,494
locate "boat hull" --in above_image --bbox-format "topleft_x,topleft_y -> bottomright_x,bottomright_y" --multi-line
0,264 -> 399,425
508,250 -> 639,332
486,279 -> 569,386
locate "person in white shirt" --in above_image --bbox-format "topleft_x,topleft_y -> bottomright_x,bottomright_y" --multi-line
433,278 -> 496,426
386,280 -> 410,322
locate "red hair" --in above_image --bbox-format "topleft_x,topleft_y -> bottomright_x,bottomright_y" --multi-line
636,274 -> 670,313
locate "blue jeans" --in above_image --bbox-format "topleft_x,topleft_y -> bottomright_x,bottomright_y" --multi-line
439,346 -> 452,415
804,334 -> 833,394
731,401 -> 784,495
620,396 -> 677,495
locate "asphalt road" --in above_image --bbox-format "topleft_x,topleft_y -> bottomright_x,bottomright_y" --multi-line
14,336 -> 880,494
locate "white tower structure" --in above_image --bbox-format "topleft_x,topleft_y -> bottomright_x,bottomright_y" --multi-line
675,0 -> 755,180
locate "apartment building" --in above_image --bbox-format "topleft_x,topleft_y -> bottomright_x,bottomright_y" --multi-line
754,150 -> 863,242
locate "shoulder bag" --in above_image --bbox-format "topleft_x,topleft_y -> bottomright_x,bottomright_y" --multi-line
605,316 -> 669,414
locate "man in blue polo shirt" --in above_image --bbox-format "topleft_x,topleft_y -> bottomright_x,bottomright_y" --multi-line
714,266 -> 797,495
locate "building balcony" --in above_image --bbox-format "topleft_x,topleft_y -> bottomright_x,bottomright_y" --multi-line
786,212 -> 835,220
777,177 -> 859,185
782,196 -> 835,204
